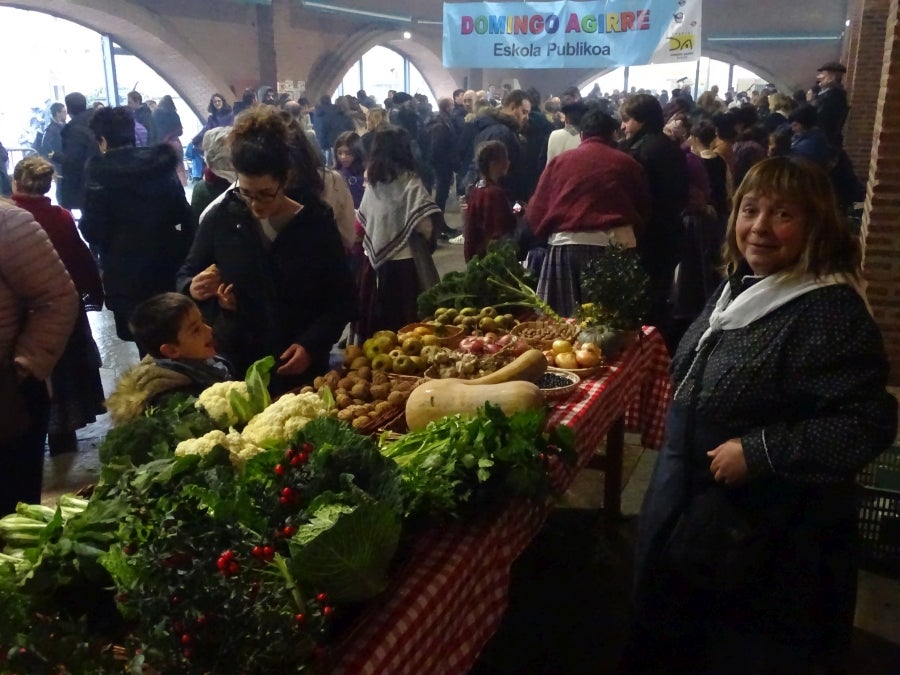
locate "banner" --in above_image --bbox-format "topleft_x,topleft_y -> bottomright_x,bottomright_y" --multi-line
443,0 -> 701,69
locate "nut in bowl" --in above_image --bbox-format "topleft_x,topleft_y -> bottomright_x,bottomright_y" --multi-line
538,368 -> 581,400
511,320 -> 579,350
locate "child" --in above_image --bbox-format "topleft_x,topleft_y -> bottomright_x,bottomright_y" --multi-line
106,293 -> 234,424
333,131 -> 365,209
462,140 -> 517,262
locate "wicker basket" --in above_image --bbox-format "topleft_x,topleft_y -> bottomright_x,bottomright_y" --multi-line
510,320 -> 579,350
858,445 -> 900,577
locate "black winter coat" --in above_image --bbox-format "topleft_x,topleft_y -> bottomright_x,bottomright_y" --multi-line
621,129 -> 689,278
80,143 -> 194,322
465,110 -> 527,203
176,191 -> 357,392
634,279 -> 896,669
58,110 -> 100,210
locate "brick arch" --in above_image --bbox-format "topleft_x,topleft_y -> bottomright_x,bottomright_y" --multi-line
305,27 -> 458,101
0,0 -> 229,119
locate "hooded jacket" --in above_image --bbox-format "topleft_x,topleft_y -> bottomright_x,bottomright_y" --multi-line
80,143 -> 195,319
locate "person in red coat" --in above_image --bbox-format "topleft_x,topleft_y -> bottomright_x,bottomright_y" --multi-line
11,156 -> 105,455
463,140 -> 517,262
527,108 -> 651,317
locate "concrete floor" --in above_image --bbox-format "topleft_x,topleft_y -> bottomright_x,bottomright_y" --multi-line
40,201 -> 900,670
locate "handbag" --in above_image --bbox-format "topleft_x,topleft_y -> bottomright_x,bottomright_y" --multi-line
0,363 -> 30,443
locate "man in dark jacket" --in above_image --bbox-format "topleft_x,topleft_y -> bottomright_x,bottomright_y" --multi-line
521,87 -> 554,199
464,89 -> 531,204
57,92 -> 100,210
812,61 -> 849,148
79,106 -> 195,346
40,102 -> 67,170
127,91 -> 157,144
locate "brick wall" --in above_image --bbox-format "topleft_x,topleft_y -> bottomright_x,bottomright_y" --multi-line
859,0 -> 900,384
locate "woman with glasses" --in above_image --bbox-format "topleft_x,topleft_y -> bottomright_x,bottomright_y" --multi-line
176,107 -> 356,394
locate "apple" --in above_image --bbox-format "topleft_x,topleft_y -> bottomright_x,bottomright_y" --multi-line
392,354 -> 414,374
575,347 -> 601,368
388,348 -> 404,360
370,354 -> 393,372
554,351 -> 579,369
402,337 -> 423,355
552,339 -> 573,355
543,349 -> 556,366
421,334 -> 439,347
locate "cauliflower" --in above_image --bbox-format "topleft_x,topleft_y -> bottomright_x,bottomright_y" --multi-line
175,429 -> 264,469
195,381 -> 252,428
241,392 -> 330,447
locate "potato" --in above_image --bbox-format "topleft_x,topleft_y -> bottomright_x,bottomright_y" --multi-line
351,416 -> 370,429
299,385 -> 315,394
337,408 -> 355,422
374,400 -> 392,414
313,376 -> 326,390
369,383 -> 391,401
370,370 -> 388,385
356,366 -> 372,381
387,390 -> 405,406
335,393 -> 353,409
337,377 -> 355,391
323,371 -> 341,390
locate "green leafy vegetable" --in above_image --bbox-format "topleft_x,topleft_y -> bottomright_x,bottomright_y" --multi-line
417,241 -> 560,320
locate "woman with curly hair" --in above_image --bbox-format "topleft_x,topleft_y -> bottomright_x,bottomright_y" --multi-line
176,106 -> 356,394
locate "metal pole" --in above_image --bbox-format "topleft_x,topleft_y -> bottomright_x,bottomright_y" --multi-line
728,63 -> 735,93
100,34 -> 120,106
623,66 -> 629,93
694,59 -> 701,99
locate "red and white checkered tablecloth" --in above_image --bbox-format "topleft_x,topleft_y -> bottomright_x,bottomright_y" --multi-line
332,327 -> 671,675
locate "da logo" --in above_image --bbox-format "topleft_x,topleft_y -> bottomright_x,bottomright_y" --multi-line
668,33 -> 695,52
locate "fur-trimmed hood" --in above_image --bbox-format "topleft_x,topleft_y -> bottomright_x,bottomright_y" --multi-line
105,356 -> 192,424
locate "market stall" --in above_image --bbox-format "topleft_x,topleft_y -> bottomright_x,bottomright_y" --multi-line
333,326 -> 671,675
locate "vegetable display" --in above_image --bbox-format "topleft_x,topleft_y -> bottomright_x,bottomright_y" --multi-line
0,353 -> 576,672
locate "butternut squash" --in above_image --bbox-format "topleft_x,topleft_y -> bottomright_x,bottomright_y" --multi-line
465,349 -> 547,385
404,378 -> 545,432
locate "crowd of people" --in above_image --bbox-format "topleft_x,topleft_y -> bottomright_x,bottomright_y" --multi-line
0,60 -> 895,673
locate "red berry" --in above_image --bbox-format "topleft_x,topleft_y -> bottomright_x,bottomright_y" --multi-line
181,634 -> 192,645
279,495 -> 289,505
316,592 -> 327,602
290,454 -> 303,466
297,452 -> 309,463
170,595 -> 180,605
294,613 -> 305,623
216,557 -> 227,571
183,649 -> 192,659
281,487 -> 294,498
251,545 -> 263,558
220,549 -> 234,561
282,525 -> 296,537
228,561 -> 240,575
285,448 -> 295,459
196,615 -> 206,626
262,545 -> 274,559
323,605 -> 334,618
538,452 -> 546,462
274,464 -> 285,476
301,442 -> 314,453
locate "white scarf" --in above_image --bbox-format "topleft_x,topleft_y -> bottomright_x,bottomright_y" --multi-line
696,272 -> 852,350
675,271 -> 864,401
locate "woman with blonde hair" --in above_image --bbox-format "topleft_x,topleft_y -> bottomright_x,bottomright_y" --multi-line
624,156 -> 896,673
11,156 -> 104,455
361,107 -> 389,157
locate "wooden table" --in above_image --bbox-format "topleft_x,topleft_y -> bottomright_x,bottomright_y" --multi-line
332,327 -> 672,675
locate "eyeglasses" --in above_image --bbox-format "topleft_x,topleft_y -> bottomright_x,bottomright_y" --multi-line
236,184 -> 282,204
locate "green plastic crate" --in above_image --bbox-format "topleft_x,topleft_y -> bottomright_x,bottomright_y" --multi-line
858,445 -> 900,577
